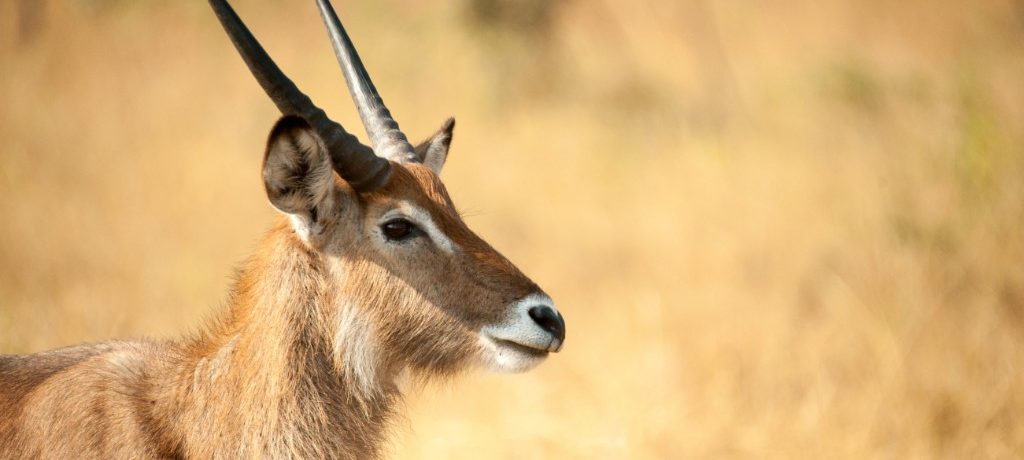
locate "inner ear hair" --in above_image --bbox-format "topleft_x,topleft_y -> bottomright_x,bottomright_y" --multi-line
414,117 -> 455,173
263,116 -> 335,222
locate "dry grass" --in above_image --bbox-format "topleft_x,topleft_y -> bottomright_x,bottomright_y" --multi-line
2,0 -> 1024,458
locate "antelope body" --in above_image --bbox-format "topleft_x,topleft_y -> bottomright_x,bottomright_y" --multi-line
0,1 -> 565,458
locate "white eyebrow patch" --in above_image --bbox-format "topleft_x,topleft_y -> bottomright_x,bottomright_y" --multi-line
383,202 -> 457,253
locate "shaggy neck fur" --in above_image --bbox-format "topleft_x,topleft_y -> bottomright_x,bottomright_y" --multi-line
152,223 -> 400,459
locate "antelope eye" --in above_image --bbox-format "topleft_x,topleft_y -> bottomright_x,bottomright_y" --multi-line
381,218 -> 419,241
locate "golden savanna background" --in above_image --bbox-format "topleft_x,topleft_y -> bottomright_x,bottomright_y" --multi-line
2,0 -> 1023,457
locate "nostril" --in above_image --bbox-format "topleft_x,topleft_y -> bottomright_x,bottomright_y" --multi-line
528,306 -> 566,342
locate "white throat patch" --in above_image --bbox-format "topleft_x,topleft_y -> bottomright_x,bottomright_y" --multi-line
334,300 -> 380,399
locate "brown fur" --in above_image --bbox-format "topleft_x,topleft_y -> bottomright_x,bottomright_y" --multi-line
0,118 -> 547,458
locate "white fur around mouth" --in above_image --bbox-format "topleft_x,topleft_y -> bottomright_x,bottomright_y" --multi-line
478,334 -> 549,373
493,337 -> 550,356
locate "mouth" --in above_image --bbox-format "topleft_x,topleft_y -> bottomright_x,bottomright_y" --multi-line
477,294 -> 565,373
492,338 -> 551,357
478,333 -> 555,373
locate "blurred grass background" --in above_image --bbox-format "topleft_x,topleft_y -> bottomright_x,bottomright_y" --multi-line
2,0 -> 1024,458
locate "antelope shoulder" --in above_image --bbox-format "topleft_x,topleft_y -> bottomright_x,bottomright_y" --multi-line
0,341 -> 170,457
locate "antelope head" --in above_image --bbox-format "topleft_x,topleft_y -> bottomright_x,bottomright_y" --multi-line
209,0 -> 565,391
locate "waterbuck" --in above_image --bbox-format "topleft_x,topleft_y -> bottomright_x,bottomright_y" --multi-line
0,0 -> 566,457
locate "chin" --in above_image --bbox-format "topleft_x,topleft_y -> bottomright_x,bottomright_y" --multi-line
478,334 -> 549,373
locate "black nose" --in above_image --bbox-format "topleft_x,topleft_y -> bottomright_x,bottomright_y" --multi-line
528,305 -> 565,342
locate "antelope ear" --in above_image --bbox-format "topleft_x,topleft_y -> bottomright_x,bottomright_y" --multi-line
413,117 -> 455,173
263,116 -> 335,238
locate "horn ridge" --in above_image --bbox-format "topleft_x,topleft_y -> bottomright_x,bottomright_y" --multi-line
315,0 -> 418,163
208,0 -> 391,191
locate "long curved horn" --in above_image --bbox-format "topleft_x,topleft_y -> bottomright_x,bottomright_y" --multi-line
315,0 -> 418,163
208,0 -> 391,192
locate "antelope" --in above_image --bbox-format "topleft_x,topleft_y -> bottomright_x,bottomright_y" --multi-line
0,0 -> 565,457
